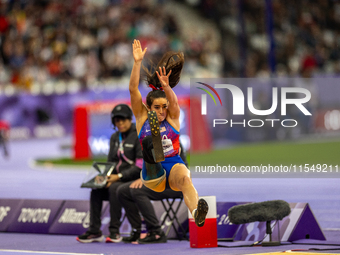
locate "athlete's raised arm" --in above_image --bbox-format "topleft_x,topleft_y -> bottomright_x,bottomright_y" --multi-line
156,67 -> 180,120
129,39 -> 147,120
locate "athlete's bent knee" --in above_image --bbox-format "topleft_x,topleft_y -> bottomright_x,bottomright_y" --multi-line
177,175 -> 191,189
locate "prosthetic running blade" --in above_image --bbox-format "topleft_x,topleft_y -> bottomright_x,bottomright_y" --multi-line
147,111 -> 165,162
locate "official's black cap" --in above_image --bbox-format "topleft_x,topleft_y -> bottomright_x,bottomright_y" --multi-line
111,104 -> 133,124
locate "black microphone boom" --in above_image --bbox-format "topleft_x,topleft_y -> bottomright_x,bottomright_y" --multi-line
228,200 -> 291,246
228,200 -> 291,225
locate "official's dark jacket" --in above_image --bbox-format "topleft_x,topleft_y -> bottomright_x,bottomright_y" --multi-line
107,123 -> 142,182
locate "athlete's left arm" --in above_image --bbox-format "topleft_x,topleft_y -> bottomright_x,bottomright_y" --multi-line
156,67 -> 180,120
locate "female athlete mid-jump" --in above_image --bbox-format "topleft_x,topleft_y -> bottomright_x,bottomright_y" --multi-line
128,39 -> 208,227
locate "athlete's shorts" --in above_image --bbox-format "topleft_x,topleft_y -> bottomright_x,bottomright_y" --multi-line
141,155 -> 185,191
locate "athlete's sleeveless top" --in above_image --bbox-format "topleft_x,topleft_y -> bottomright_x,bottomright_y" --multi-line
138,118 -> 180,158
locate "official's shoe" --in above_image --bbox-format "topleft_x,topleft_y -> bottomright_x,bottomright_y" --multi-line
194,198 -> 209,227
137,230 -> 167,244
122,229 -> 141,243
76,231 -> 104,243
105,233 -> 122,243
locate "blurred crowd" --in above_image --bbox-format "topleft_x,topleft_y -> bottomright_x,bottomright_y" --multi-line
1,0 -> 340,93
0,0 -> 218,91
191,0 -> 340,78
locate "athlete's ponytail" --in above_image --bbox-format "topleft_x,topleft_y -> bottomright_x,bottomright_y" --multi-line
142,51 -> 184,90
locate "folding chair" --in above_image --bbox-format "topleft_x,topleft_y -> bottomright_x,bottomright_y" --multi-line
160,196 -> 188,240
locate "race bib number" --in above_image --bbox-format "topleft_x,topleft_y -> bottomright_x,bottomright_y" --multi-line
162,135 -> 174,156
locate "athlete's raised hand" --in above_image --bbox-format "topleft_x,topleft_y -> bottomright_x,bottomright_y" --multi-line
156,66 -> 172,89
132,39 -> 147,62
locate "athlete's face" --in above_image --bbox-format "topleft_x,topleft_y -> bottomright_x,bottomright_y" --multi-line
149,98 -> 168,122
114,117 -> 132,133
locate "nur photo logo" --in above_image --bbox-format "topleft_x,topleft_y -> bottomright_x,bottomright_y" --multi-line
196,82 -> 223,115
196,81 -> 312,128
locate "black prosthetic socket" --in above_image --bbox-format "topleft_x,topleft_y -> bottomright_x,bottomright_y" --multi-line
142,136 -> 164,180
144,161 -> 164,180
142,136 -> 156,164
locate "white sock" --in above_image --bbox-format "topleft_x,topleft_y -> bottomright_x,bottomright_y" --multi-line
192,209 -> 197,218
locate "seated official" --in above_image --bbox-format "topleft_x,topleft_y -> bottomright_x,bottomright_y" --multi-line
77,104 -> 143,243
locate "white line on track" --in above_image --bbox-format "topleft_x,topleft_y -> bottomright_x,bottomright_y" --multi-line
0,250 -> 104,255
